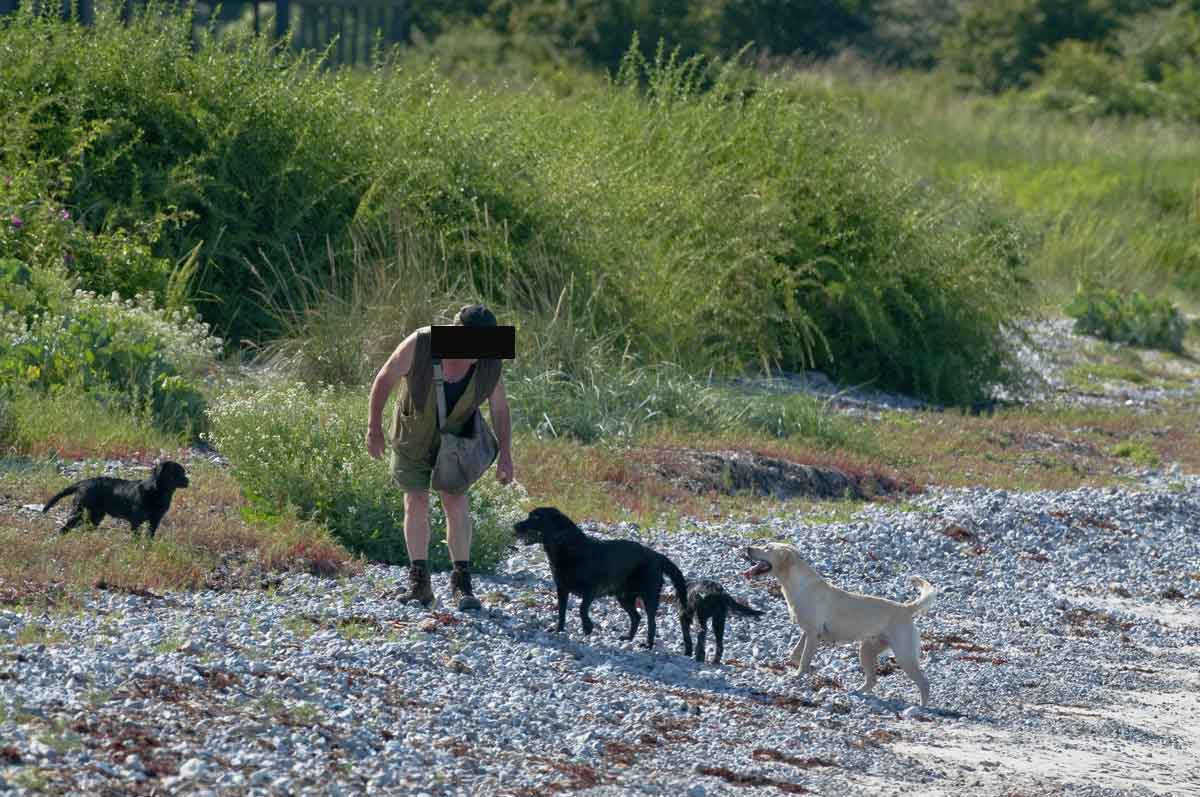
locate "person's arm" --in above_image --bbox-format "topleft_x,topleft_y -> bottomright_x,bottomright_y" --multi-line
365,332 -> 417,459
488,374 -> 514,484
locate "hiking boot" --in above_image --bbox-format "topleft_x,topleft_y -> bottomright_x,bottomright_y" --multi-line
399,562 -> 435,609
450,565 -> 482,611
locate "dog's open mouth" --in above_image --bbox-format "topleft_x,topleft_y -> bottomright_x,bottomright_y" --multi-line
742,560 -> 772,579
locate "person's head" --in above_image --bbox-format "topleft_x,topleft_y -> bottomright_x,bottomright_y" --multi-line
447,304 -> 497,367
454,304 -> 497,328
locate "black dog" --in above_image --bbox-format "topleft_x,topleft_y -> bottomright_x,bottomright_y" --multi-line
681,579 -> 763,664
41,461 -> 189,538
513,507 -> 689,649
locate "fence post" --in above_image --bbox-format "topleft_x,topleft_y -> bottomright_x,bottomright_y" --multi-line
275,0 -> 289,39
390,0 -> 405,45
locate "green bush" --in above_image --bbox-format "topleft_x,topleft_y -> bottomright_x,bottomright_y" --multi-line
205,382 -> 528,569
1065,285 -> 1188,352
942,0 -> 1123,93
2,10 -> 1035,405
0,4 -> 369,342
1,142 -> 180,302
1018,4 -> 1200,125
0,290 -> 219,436
1033,40 -> 1165,119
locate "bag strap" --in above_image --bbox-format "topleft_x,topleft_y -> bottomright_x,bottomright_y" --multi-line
432,358 -> 448,431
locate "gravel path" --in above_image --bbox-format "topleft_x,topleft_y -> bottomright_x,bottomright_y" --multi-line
3,318 -> 1198,795
3,471 -> 1199,796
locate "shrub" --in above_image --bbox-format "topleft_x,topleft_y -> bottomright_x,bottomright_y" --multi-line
0,4 -> 369,342
0,155 -> 179,302
943,0 -> 1121,93
1033,40 -> 1164,119
205,381 -> 528,570
0,290 -> 220,436
2,11 -> 1036,405
1065,285 -> 1187,352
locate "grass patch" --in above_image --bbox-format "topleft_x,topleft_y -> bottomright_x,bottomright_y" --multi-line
14,622 -> 67,646
282,615 -> 320,640
0,461 -> 360,605
510,426 -> 902,527
1064,362 -> 1150,389
337,619 -> 379,641
869,404 -> 1194,490
511,400 -> 1193,521
10,771 -> 50,791
33,731 -> 83,755
0,387 -> 179,459
1109,440 -> 1161,469
152,637 -> 183,655
797,501 -> 873,526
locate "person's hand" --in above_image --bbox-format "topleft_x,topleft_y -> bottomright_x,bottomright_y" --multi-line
365,426 -> 386,460
496,450 -> 514,485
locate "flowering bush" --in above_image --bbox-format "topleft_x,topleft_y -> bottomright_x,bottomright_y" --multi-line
0,291 -> 220,436
206,382 -> 528,569
1,172 -> 175,300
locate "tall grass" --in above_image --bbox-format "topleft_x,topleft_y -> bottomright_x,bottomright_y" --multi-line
3,10 -> 1032,405
807,67 -> 1200,311
244,220 -> 872,450
0,387 -> 179,458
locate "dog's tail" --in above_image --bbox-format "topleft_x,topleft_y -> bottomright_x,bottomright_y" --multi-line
907,576 -> 937,616
658,554 -> 690,611
41,483 -> 79,513
724,595 -> 765,618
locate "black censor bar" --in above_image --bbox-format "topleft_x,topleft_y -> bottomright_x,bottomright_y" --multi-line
431,325 -> 516,360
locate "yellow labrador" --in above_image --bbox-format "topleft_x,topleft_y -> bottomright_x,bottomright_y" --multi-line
744,542 -> 937,706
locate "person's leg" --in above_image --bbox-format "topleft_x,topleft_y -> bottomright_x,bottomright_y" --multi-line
441,491 -> 471,561
398,490 -> 435,608
442,490 -> 481,610
404,490 -> 432,560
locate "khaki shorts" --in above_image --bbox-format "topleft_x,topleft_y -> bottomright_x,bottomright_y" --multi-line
390,443 -> 470,496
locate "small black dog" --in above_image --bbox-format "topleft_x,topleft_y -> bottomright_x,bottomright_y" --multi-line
681,578 -> 764,665
41,461 -> 189,538
513,507 -> 688,649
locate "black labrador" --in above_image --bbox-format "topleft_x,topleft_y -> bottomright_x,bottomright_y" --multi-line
681,578 -> 764,664
42,460 -> 190,538
513,507 -> 688,649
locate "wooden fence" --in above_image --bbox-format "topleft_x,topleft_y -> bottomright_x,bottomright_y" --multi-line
278,0 -> 408,65
0,0 -> 409,66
